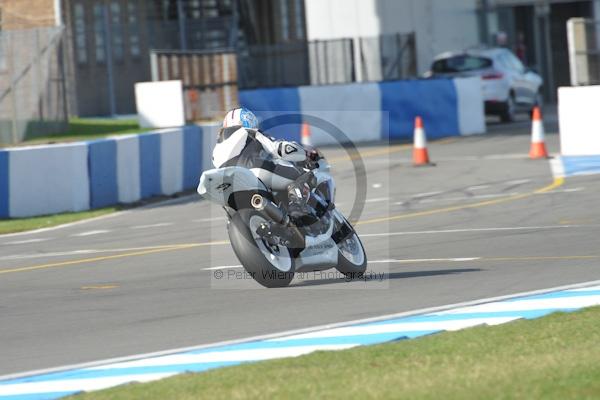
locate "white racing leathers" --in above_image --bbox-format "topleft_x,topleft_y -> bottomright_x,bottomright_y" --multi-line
212,127 -> 307,191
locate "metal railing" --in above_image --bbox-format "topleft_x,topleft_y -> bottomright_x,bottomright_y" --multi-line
238,32 -> 417,89
0,27 -> 69,145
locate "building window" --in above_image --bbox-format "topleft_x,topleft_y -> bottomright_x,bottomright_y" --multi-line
93,4 -> 106,63
110,2 -> 124,62
279,0 -> 289,41
74,3 -> 87,64
189,0 -> 201,19
293,0 -> 304,40
127,2 -> 140,58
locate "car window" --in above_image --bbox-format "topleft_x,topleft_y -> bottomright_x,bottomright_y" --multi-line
503,51 -> 525,73
432,55 -> 492,73
496,54 -> 512,71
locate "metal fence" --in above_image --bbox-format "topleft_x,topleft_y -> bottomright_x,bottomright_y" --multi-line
238,32 -> 417,89
361,32 -> 417,82
0,27 -> 69,145
149,32 -> 416,121
567,18 -> 600,86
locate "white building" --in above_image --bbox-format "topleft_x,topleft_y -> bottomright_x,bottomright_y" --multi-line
304,0 -> 481,77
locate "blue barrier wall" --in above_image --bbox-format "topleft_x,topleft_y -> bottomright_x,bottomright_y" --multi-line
138,133 -> 162,199
379,80 -> 460,140
0,151 -> 9,218
239,87 -> 302,141
239,78 -> 484,144
183,125 -> 204,189
88,140 -> 118,208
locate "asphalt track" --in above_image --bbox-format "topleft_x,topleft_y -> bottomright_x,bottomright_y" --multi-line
1,112 -> 599,377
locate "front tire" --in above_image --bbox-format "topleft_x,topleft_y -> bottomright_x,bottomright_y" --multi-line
334,217 -> 367,277
228,210 -> 295,288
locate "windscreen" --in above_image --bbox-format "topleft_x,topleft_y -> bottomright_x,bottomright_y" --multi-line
432,55 -> 492,73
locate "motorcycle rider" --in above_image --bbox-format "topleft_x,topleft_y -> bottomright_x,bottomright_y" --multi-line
212,108 -> 326,222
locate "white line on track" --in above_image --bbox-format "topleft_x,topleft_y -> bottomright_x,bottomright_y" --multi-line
0,245 -> 200,261
0,250 -> 99,261
413,191 -> 443,198
505,179 -> 532,186
360,225 -> 588,238
203,265 -> 243,270
365,197 -> 390,203
467,185 -> 490,191
194,217 -> 226,223
418,193 -> 518,203
2,238 -> 51,245
131,223 -> 173,229
71,230 -> 111,237
370,258 -> 480,264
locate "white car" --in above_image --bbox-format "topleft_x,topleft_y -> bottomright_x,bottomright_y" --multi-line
427,48 -> 543,122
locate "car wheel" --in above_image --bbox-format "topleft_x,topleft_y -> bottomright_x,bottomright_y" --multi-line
500,94 -> 516,123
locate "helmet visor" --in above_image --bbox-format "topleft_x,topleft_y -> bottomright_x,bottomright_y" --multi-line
217,125 -> 242,143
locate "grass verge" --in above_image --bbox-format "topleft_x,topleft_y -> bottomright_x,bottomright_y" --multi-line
0,208 -> 117,235
70,306 -> 600,400
20,118 -> 150,146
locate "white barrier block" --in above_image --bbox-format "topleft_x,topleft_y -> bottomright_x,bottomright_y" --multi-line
298,83 -> 382,145
454,77 -> 486,136
114,135 -> 141,203
9,143 -> 90,218
559,85 -> 600,156
135,80 -> 185,129
160,129 -> 184,195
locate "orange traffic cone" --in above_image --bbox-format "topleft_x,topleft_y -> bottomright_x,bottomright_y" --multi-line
413,116 -> 433,166
301,122 -> 312,146
529,107 -> 549,159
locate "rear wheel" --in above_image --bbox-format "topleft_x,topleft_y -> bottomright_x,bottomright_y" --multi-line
228,210 -> 295,288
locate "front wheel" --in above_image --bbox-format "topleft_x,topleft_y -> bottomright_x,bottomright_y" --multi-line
228,210 -> 295,288
334,217 -> 367,277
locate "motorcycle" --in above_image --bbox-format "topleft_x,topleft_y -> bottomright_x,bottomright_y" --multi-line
197,150 -> 367,288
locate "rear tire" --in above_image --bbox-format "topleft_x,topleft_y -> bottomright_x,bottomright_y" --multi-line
228,210 -> 295,288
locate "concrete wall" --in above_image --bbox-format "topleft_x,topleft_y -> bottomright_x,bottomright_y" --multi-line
239,77 -> 486,145
0,124 -> 218,219
304,0 -> 481,74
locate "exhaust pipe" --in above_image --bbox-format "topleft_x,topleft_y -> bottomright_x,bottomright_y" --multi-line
251,194 -> 305,248
251,194 -> 288,225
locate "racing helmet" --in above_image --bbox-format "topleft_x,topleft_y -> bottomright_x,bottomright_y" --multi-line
213,108 -> 259,168
223,107 -> 259,129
